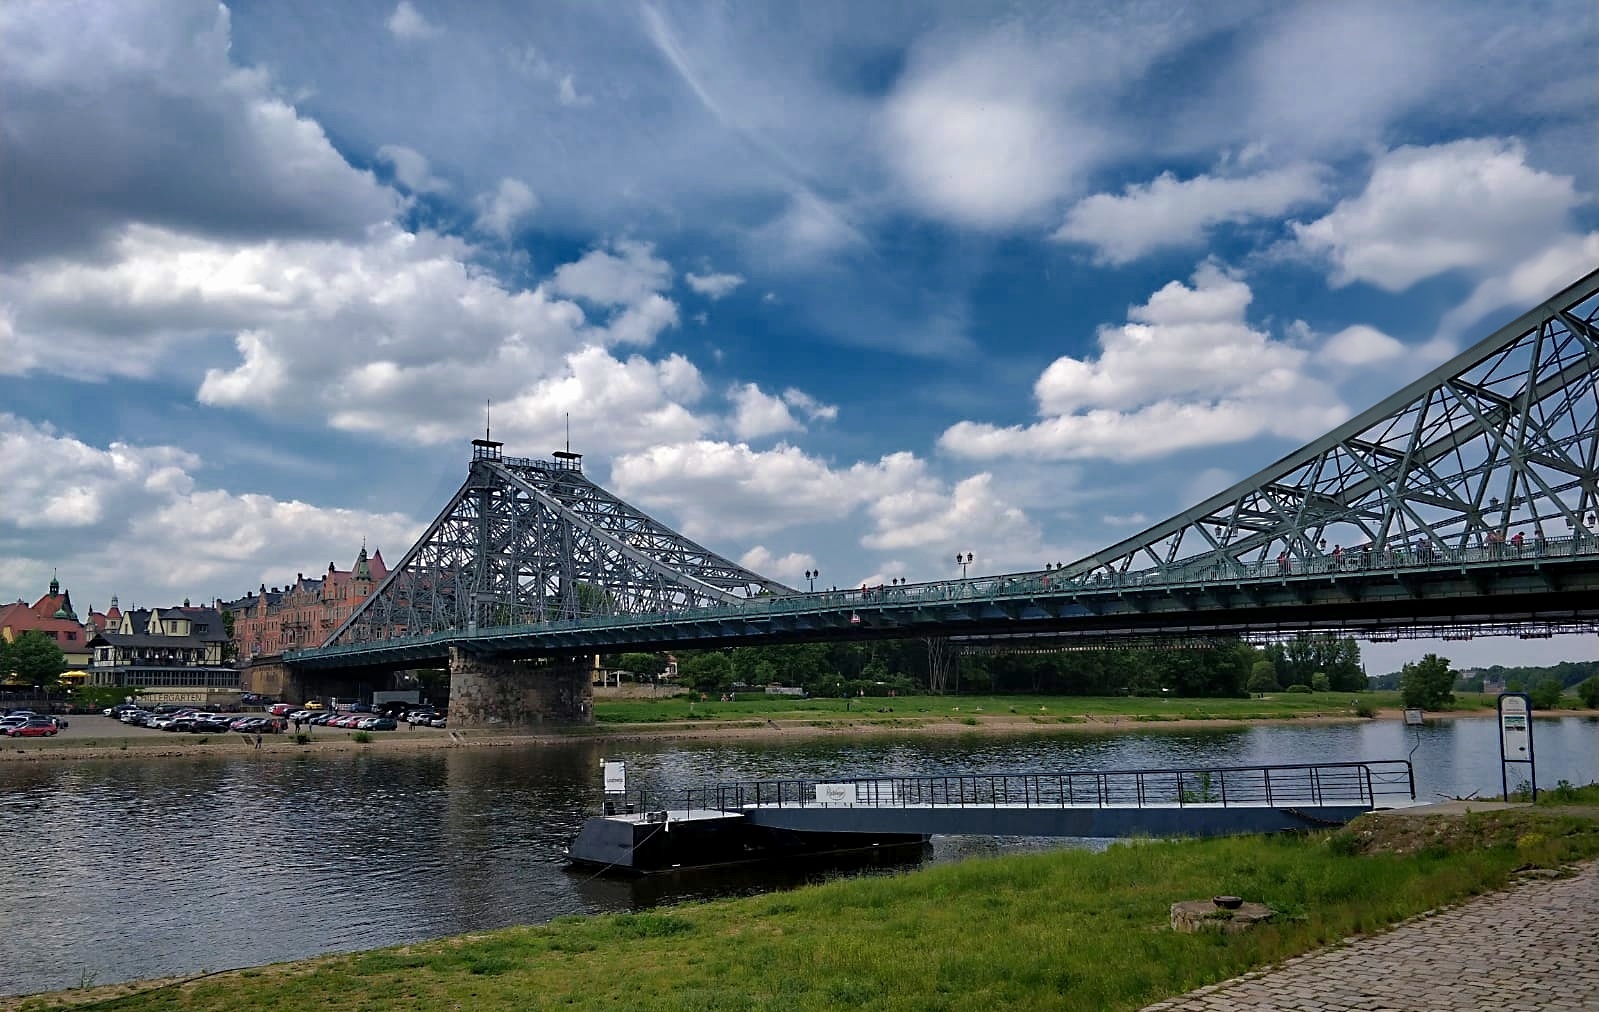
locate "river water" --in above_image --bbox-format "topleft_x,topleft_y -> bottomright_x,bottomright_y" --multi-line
1,716 -> 1594,996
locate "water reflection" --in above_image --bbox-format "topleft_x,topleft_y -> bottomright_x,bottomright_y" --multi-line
0,717 -> 1593,996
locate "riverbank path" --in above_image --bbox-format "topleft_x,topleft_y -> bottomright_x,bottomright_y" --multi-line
1142,854 -> 1598,1011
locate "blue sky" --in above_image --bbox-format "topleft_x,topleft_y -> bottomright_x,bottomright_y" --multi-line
1,0 -> 1596,674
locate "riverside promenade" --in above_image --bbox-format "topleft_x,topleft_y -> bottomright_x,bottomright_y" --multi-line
1144,829 -> 1597,1011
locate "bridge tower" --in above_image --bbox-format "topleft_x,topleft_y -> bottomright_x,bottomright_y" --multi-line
319,436 -> 791,727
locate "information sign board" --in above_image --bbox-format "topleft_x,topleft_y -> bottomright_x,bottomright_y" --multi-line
815,782 -> 857,805
602,760 -> 626,794
1496,692 -> 1536,801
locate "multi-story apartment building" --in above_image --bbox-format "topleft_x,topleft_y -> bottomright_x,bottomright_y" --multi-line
221,545 -> 388,660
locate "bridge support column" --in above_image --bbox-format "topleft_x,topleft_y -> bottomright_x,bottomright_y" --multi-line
448,648 -> 593,729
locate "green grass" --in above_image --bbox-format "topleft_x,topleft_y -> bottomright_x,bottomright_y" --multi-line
22,805 -> 1597,1012
588,691 -> 1405,728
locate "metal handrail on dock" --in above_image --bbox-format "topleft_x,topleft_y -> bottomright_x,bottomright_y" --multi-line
624,760 -> 1415,815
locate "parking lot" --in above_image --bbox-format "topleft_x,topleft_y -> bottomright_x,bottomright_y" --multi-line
38,713 -> 453,740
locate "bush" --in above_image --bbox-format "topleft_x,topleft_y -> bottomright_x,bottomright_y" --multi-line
293,732 -> 311,745
352,731 -> 373,743
1354,703 -> 1377,718
1286,684 -> 1312,693
1310,672 -> 1331,693
1528,677 -> 1564,710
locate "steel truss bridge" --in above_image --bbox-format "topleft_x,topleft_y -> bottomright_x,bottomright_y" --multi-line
288,266 -> 1599,673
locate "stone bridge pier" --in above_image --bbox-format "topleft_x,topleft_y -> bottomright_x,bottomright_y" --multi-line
447,648 -> 593,729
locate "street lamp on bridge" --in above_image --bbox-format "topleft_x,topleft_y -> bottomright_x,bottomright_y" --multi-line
957,552 -> 973,579
805,568 -> 819,593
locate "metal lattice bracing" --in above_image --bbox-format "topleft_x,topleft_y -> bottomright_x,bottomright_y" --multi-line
1063,266 -> 1599,587
325,449 -> 792,647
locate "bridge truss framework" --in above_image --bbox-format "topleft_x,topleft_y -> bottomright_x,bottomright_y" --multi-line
315,266 -> 1599,658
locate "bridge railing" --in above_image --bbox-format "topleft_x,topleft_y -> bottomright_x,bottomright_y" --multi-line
622,759 -> 1415,814
292,530 -> 1599,658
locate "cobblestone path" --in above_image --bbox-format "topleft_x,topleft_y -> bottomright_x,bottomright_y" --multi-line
1142,861 -> 1598,1011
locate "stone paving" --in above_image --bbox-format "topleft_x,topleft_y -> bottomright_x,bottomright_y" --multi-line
1142,860 -> 1599,1011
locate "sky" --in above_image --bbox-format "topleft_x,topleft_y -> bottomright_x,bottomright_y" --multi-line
1,0 -> 1596,676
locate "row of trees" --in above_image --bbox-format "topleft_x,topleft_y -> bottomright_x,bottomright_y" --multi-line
609,633 -> 1369,700
1398,653 -> 1599,710
0,631 -> 69,688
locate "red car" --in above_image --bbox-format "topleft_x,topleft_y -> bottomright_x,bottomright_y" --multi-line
6,720 -> 59,737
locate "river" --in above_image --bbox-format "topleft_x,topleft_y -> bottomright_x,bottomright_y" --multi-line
1,716 -> 1594,997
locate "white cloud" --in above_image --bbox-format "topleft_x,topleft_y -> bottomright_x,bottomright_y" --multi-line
753,191 -> 866,260
726,384 -> 838,440
737,547 -> 815,584
1318,324 -> 1405,366
386,2 -> 439,41
0,414 -> 420,607
1239,3 -> 1447,153
861,472 -> 1039,559
940,264 -> 1347,461
880,33 -> 1102,228
1035,263 -> 1304,414
728,384 -> 801,440
1439,232 -> 1599,340
610,441 -> 1049,575
550,240 -> 673,306
1054,165 -> 1326,264
0,223 -> 697,453
1292,138 -> 1582,292
557,75 -> 593,108
377,144 -> 448,193
473,177 -> 538,238
512,46 -> 594,108
0,0 -> 399,264
781,388 -> 837,424
610,441 -> 868,540
685,271 -> 745,299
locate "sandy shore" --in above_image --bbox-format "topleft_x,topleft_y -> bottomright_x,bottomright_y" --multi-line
5,705 -> 1576,765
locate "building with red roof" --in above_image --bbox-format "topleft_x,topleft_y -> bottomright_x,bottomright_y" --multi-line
0,574 -> 93,679
220,545 -> 388,660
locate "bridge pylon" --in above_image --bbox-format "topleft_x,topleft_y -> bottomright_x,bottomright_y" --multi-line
325,440 -> 791,650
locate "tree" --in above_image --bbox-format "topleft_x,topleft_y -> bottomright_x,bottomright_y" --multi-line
677,652 -> 731,693
1247,660 -> 1280,695
6,631 -> 67,687
1310,671 -> 1330,693
1400,654 -> 1455,710
1528,677 -> 1565,710
612,652 -> 665,678
220,610 -> 239,661
1578,676 -> 1599,709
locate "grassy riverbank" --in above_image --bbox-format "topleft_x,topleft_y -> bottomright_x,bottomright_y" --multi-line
589,690 -> 1422,727
14,802 -> 1598,1012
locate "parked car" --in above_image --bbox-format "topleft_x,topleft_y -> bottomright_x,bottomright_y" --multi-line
268,703 -> 295,717
303,701 -> 326,711
367,717 -> 398,731
428,716 -> 447,728
348,702 -> 373,714
0,716 -> 29,732
6,719 -> 59,737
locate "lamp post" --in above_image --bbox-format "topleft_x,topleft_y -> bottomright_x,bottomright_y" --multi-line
957,552 -> 973,579
805,569 -> 819,593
